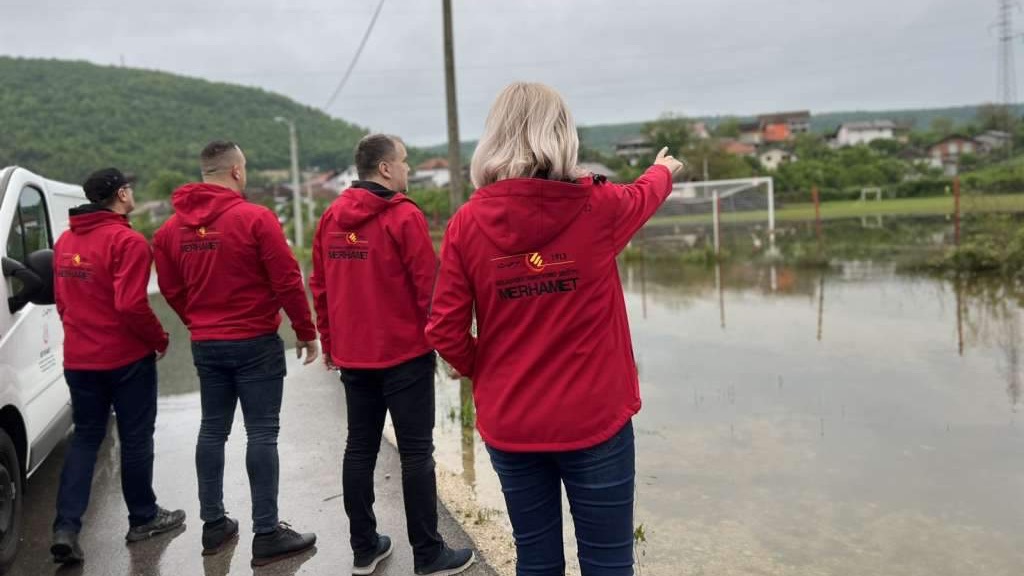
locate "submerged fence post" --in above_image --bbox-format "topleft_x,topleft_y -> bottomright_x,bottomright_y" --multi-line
953,176 -> 961,247
713,190 -> 721,257
812,185 -> 823,251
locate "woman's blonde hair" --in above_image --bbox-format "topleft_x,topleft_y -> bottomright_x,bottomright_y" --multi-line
470,82 -> 581,188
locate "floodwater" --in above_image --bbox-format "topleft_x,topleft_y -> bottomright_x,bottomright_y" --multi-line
432,256 -> 1024,575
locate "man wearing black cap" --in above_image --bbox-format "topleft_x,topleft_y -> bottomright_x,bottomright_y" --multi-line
49,168 -> 186,565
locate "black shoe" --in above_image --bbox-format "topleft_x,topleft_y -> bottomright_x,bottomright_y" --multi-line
51,530 -> 84,564
202,515 -> 239,556
415,546 -> 475,576
251,522 -> 317,567
125,506 -> 187,542
353,534 -> 394,575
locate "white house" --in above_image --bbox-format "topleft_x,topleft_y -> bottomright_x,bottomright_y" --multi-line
831,120 -> 896,147
758,148 -> 797,171
324,165 -> 360,193
414,158 -> 451,188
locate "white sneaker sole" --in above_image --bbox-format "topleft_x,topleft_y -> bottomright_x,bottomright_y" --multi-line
352,539 -> 395,575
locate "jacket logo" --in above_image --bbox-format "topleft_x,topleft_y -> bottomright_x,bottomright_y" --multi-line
525,252 -> 545,273
346,232 -> 359,245
197,227 -> 208,238
72,254 -> 82,266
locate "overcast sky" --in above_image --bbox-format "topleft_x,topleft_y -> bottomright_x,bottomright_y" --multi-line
0,0 -> 1006,145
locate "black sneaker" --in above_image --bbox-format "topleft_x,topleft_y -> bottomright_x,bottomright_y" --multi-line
202,515 -> 239,556
353,534 -> 394,575
125,506 -> 187,542
415,546 -> 475,576
251,522 -> 316,567
51,530 -> 84,564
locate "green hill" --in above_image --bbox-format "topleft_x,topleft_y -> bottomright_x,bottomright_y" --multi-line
0,57 -> 366,187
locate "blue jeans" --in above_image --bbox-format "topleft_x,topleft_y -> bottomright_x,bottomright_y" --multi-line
54,355 -> 159,533
191,333 -> 285,534
486,421 -> 636,576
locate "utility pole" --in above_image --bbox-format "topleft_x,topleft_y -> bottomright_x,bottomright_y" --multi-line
443,0 -> 464,211
275,117 -> 303,249
997,0 -> 1020,157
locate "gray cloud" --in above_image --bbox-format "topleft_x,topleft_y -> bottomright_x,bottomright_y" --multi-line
0,0 -> 1003,145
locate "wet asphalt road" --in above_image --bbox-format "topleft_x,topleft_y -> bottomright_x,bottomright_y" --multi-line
8,355 -> 496,576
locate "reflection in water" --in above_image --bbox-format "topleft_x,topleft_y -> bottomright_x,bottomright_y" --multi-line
816,272 -> 825,342
955,273 -> 965,356
127,525 -> 186,576
202,535 -> 239,576
715,262 -> 725,330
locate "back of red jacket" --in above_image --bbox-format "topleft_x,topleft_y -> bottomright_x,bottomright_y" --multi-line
310,185 -> 436,369
426,165 -> 673,452
54,206 -> 168,370
153,183 -> 316,342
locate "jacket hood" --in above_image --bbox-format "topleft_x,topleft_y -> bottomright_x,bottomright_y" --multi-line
334,186 -> 414,230
68,204 -> 130,234
468,177 -> 593,253
171,183 -> 246,227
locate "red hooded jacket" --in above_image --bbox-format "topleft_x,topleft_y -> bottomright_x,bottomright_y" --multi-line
426,165 -> 673,452
153,183 -> 316,342
54,206 -> 168,370
310,184 -> 436,369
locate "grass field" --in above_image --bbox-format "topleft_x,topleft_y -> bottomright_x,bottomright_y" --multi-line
648,194 -> 1024,227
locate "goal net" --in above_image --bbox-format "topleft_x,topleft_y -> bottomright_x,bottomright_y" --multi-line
652,177 -> 776,255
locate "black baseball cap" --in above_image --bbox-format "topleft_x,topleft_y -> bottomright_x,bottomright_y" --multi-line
82,168 -> 135,203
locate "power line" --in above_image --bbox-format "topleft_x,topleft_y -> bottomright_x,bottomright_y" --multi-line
323,0 -> 386,111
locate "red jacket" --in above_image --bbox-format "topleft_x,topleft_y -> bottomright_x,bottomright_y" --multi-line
153,183 -> 316,342
54,206 -> 168,370
310,184 -> 436,368
426,165 -> 673,452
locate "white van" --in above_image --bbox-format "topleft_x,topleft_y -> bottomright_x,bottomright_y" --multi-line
0,166 -> 83,571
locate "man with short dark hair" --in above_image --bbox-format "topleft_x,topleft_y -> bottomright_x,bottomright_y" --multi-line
50,167 -> 186,565
154,141 -> 319,567
311,134 -> 474,575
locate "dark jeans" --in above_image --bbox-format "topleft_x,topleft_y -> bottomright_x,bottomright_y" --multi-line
54,355 -> 159,533
340,351 -> 444,567
486,421 -> 636,576
191,333 -> 285,534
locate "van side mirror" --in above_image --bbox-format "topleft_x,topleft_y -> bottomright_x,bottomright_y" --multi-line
2,256 -> 44,313
25,249 -> 54,305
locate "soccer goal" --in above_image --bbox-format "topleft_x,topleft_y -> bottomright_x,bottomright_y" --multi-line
660,177 -> 776,254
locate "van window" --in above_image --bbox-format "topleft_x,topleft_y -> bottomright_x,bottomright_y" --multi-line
5,186 -> 52,295
6,186 -> 52,263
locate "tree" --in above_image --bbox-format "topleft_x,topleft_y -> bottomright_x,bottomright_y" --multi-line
714,118 -> 742,138
977,103 -> 1016,133
930,117 -> 955,137
643,113 -> 692,156
139,170 -> 190,201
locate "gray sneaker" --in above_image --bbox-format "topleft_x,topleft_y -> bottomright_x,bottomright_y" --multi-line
51,530 -> 84,564
415,546 -> 475,576
125,506 -> 186,542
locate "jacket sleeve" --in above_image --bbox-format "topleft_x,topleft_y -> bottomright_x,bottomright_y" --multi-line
309,214 -> 331,358
153,231 -> 189,323
52,240 -> 66,319
255,209 -> 317,342
425,217 -> 477,378
395,205 -> 438,319
609,164 -> 674,253
113,235 -> 169,353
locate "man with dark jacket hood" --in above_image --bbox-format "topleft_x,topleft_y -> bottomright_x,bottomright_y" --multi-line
310,134 -> 473,576
153,141 -> 318,567
50,168 -> 185,565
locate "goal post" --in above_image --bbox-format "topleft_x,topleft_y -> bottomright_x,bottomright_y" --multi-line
664,177 -> 776,254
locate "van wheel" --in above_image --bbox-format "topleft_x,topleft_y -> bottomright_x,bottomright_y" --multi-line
0,429 -> 22,573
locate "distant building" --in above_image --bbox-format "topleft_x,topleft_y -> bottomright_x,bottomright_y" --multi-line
738,122 -> 763,146
927,135 -> 980,176
691,122 -> 711,140
758,148 -> 797,171
757,111 -> 811,135
762,123 -> 791,143
974,130 -> 1012,154
577,161 -> 619,181
614,136 -> 655,165
831,120 -> 896,147
414,157 -> 451,188
721,139 -> 757,157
